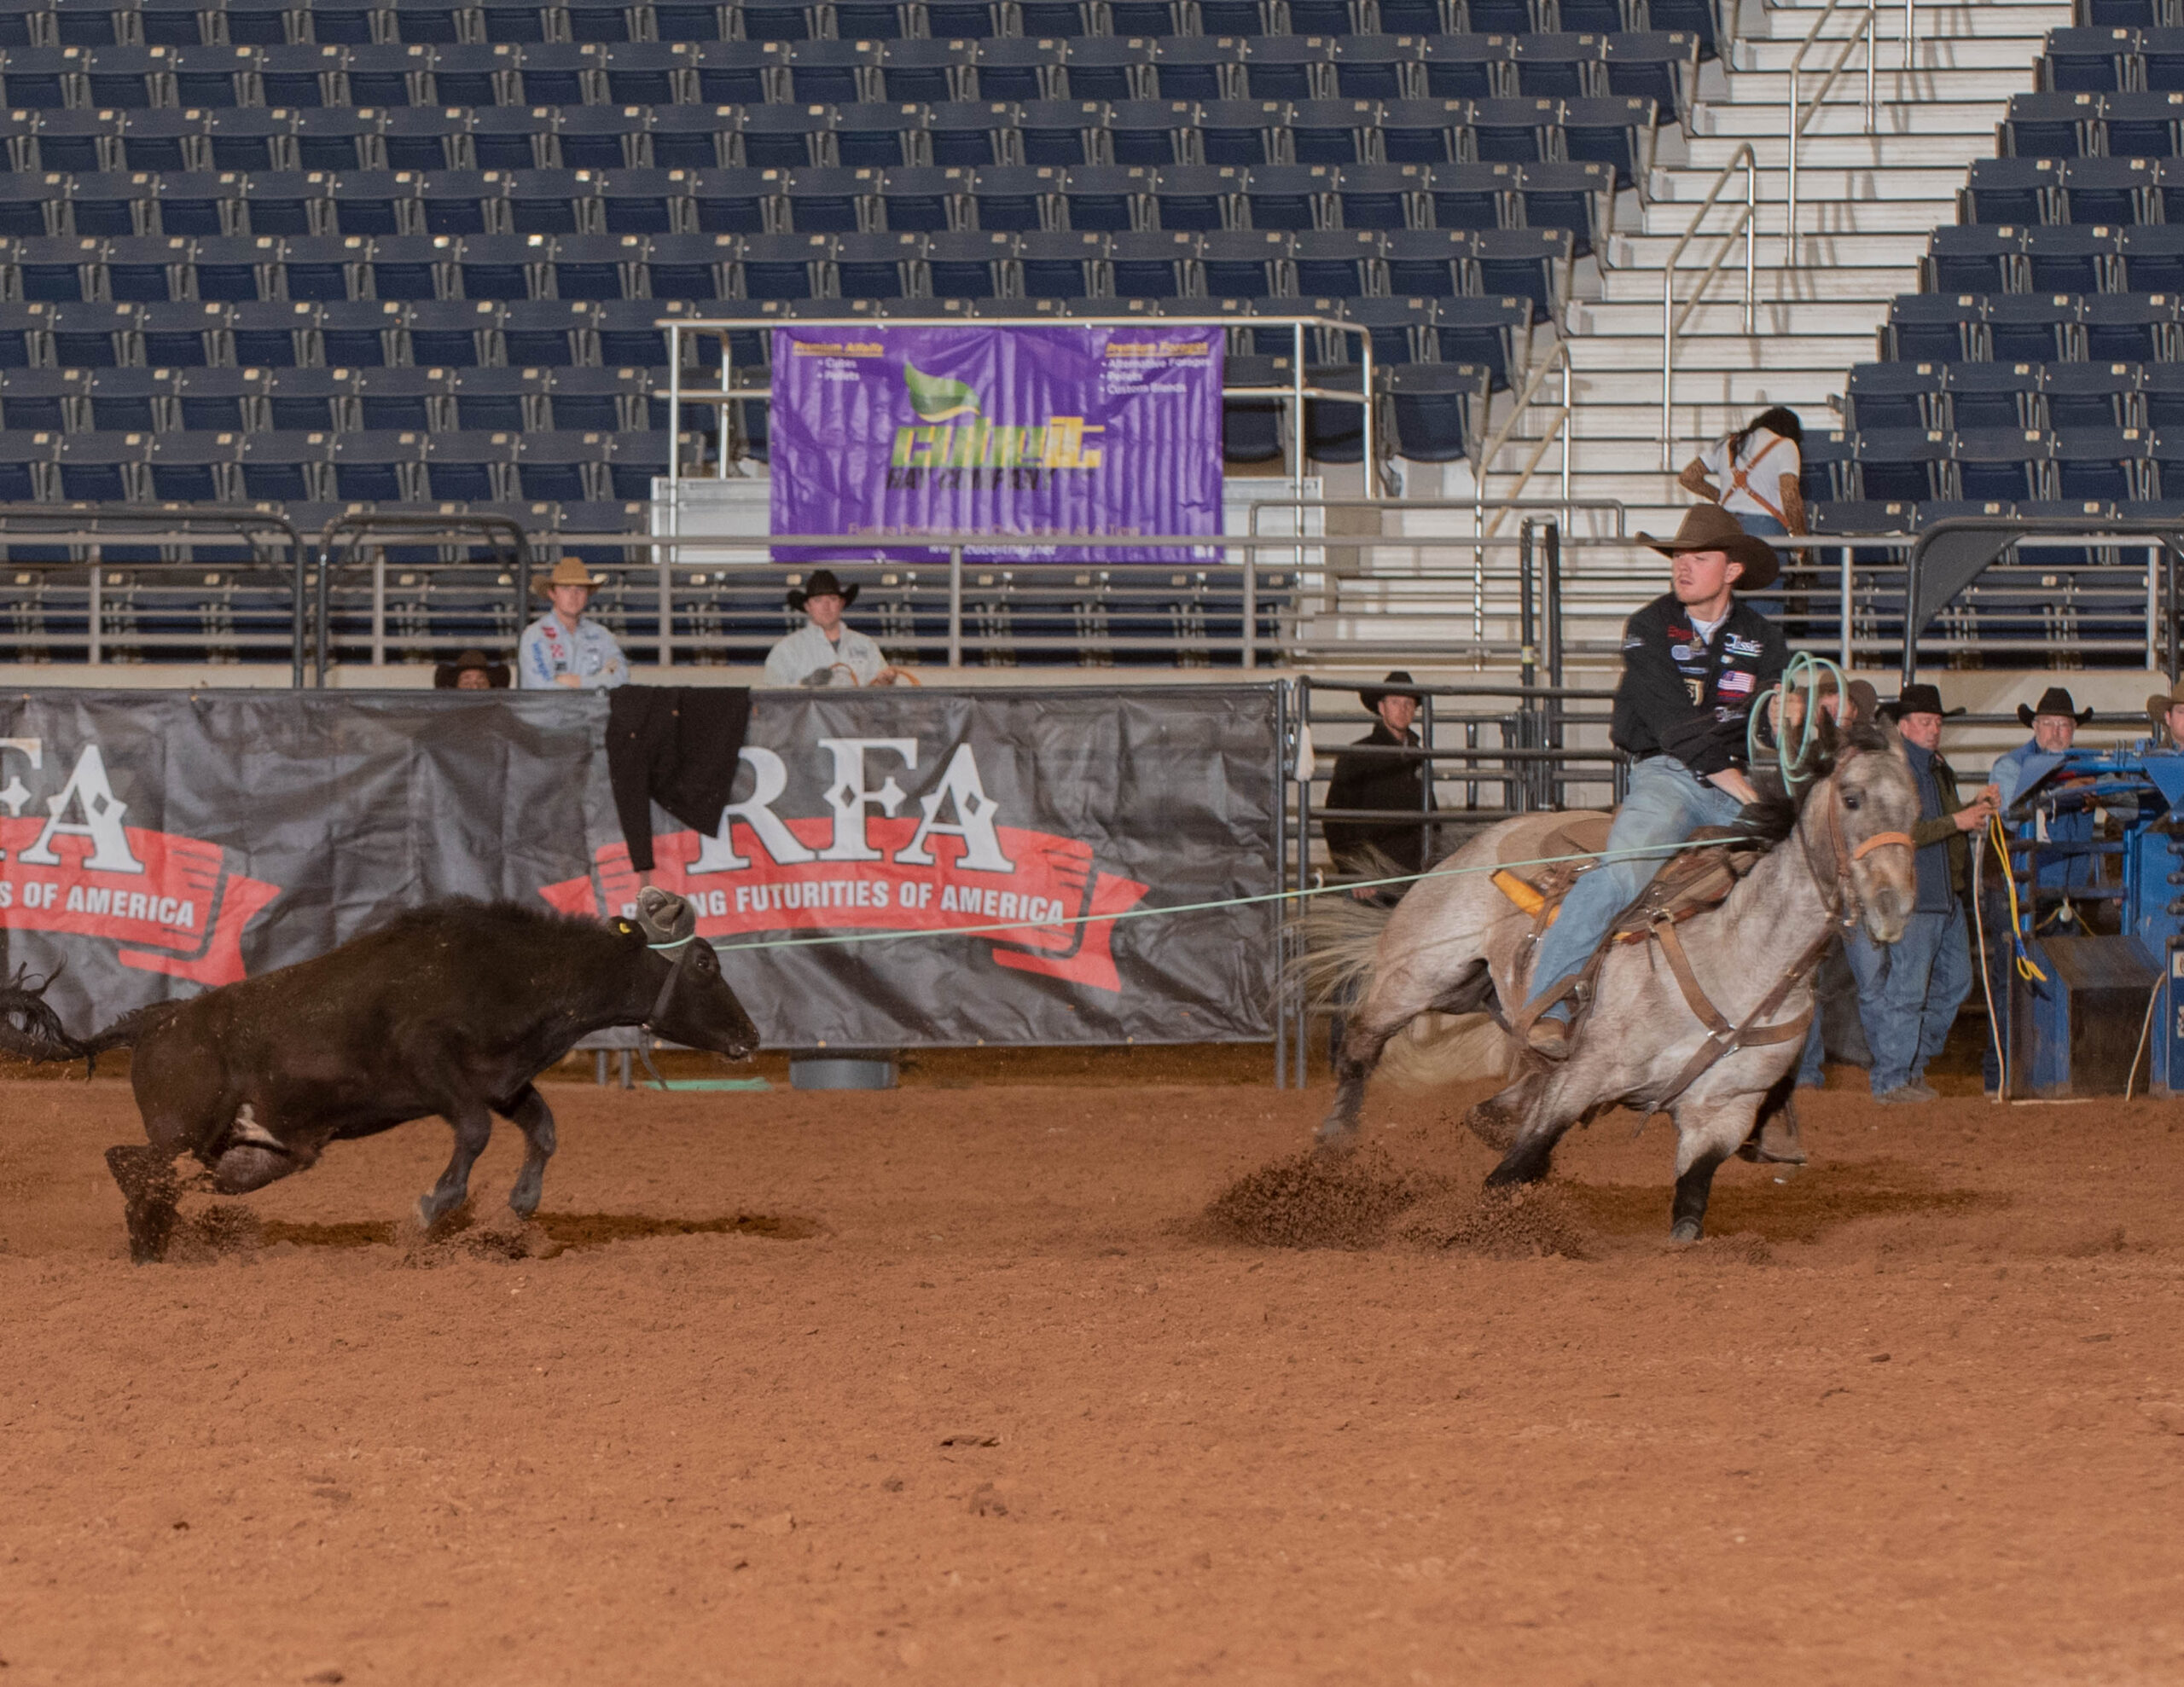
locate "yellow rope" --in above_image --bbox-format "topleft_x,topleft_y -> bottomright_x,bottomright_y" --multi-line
1988,814 -> 2049,984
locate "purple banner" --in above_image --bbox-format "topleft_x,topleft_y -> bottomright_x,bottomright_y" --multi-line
769,324 -> 1223,564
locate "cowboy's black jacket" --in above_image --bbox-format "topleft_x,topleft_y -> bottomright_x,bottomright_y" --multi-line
1610,593 -> 1789,777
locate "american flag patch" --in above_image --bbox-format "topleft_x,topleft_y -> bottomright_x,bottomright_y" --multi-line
1718,670 -> 1755,695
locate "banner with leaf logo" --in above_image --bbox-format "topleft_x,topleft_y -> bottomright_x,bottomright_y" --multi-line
770,324 -> 1223,564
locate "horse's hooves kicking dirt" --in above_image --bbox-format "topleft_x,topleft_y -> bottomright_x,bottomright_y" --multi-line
1202,1147 -> 1436,1249
1398,1183 -> 1594,1261
104,1145 -> 179,1265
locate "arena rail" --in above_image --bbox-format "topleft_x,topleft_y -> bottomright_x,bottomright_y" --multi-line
313,509 -> 535,687
0,502 -> 311,685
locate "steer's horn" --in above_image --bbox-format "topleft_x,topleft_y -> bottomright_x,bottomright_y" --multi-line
634,885 -> 696,947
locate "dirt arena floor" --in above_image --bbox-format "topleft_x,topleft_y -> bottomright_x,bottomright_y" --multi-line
3,1043 -> 2184,1686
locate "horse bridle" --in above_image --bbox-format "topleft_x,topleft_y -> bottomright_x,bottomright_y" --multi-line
1800,747 -> 1915,929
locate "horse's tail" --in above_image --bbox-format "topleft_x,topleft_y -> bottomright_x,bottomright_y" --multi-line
0,968 -> 176,1075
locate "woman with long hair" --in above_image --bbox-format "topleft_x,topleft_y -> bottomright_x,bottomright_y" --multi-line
1678,404 -> 1807,542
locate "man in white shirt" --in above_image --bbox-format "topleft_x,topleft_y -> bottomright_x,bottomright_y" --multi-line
761,568 -> 905,688
517,556 -> 630,690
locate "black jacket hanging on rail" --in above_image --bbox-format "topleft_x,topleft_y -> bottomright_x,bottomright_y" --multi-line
605,687 -> 752,872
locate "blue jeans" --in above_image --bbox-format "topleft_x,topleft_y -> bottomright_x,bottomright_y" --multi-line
1527,755 -> 1750,1014
1848,904 -> 1975,1093
1738,511 -> 1788,620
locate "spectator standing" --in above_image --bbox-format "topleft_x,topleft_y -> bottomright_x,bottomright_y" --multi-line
518,557 -> 629,690
762,568 -> 903,688
1678,406 -> 1807,545
1844,684 -> 1996,1104
1323,672 -> 1438,886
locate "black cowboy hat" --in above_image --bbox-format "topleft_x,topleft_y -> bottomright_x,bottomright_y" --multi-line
2017,686 -> 2094,728
433,647 -> 509,689
1882,681 -> 1965,722
1635,502 -> 1781,592
1359,670 -> 1424,711
786,567 -> 860,612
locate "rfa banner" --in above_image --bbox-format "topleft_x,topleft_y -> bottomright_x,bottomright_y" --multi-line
768,324 -> 1223,565
0,687 -> 1279,1048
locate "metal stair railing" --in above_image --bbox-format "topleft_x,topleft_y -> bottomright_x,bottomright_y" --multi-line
1785,0 -> 1879,269
1656,141 -> 1757,471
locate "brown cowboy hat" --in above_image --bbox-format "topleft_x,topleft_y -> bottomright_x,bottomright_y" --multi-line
786,567 -> 860,612
2147,677 -> 2184,734
2017,685 -> 2094,728
1359,670 -> 1424,711
531,555 -> 607,598
433,648 -> 509,689
1881,681 -> 1966,722
1635,502 -> 1781,592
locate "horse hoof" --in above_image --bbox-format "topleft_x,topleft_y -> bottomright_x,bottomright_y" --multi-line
1669,1219 -> 1703,1244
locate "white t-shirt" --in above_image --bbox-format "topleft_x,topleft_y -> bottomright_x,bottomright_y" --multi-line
1688,608 -> 1727,648
762,621 -> 887,687
1699,428 -> 1800,522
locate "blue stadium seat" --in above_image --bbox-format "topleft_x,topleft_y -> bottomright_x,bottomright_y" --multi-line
454,232 -> 554,301
380,107 -> 474,171
4,174 -> 66,240
1421,159 -> 1510,229
2045,360 -> 2142,429
520,429 -> 613,501
1062,163 -> 1153,230
1470,223 -> 1564,307
1287,96 -> 1377,164
2060,154 -> 2154,223
880,38 -> 971,104
735,229 -> 829,299
1513,32 -> 1604,98
1241,34 -> 1333,101
394,1 -> 467,45
2140,362 -> 2184,434
1846,361 -> 1942,432
145,430 -> 241,501
1378,0 -> 1455,26
1015,98 -> 1105,166
786,37 -> 878,104
834,228 -> 919,297
1966,156 -> 2060,226
2123,223 -> 2184,289
1943,360 -> 2042,431
1950,427 -> 2051,502
1514,159 -> 1608,251
549,365 -> 648,432
926,101 -> 1013,166
2143,27 -> 2184,92
1469,96 -> 1555,163
2052,425 -> 2150,501
1107,96 -> 1194,165
2110,90 -> 2184,155
1928,224 -> 2024,293
653,0 -> 730,41
2151,429 -> 2184,497
1886,293 -> 1982,362
1333,33 -> 1420,101
2024,223 -> 2119,293
485,1 -> 558,44
119,107 -> 207,172
158,168 -> 251,237
1151,36 -> 1244,102
1196,226 -> 1287,298
288,107 -> 379,171
1,50 -> 75,111
1108,1 -> 1185,32
84,43 -> 183,109
452,366 -> 544,432
28,109 -> 123,175
599,296 -> 701,366
1419,35 -> 1507,99
1809,499 -> 1914,536
648,106 -> 735,171
1852,428 -> 1948,503
1431,293 -> 1528,388
2044,26 -> 2137,93
1289,1 -> 1368,32
319,296 -> 409,364
2005,93 -> 2102,158
363,232 -> 456,299
645,230 -> 736,299
1302,361 -> 1362,462
0,303 -> 55,371
415,167 -> 505,235
1560,93 -> 1652,185
969,38 -> 1063,101
55,431 -> 151,502
831,101 -> 925,169
732,104 -> 830,171
1195,97 -> 1287,165
1014,228 -> 1101,297
592,166 -> 684,235
1291,225 -> 1377,293
598,44 -> 685,109
1333,160 -> 1425,230
502,297 -> 594,363
1195,0 -> 1273,30
1101,226 -> 1187,296
1338,293 -> 1433,362
692,41 -> 787,106
0,366 -> 88,432
1388,360 -> 1487,461
834,0 -> 910,35
240,429 -> 331,501
275,365 -> 365,432
1062,37 -> 1154,101
329,429 -> 426,501
684,165 -> 779,233
176,363 -> 270,430
555,106 -> 650,172
1243,161 -> 1335,229
969,163 -> 1061,229
1984,293 -> 2081,362
1380,224 -> 1467,294
1016,1 -> 1094,37
784,164 -> 880,231
880,164 -> 970,231
554,233 -> 644,300
1603,31 -> 1697,117
0,430 -> 57,501
356,363 -> 455,431
1217,348 -> 1287,460
1146,162 -> 1239,229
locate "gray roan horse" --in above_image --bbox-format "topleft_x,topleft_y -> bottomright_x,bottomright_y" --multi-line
1309,712 -> 1920,1240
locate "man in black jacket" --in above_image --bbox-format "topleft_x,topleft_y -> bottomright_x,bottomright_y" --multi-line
1520,504 -> 1790,1058
1323,671 -> 1437,886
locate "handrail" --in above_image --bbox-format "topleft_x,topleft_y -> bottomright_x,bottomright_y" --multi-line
1472,338 -> 1574,540
1657,140 -> 1757,472
315,512 -> 533,687
1786,0 -> 1878,269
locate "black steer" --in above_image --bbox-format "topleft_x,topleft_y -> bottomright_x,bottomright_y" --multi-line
0,888 -> 758,1261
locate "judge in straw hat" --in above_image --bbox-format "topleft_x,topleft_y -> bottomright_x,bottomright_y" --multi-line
2147,678 -> 2184,751
518,556 -> 630,691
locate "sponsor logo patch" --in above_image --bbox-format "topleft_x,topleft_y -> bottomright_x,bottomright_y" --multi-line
1669,643 -> 1693,661
1724,634 -> 1764,658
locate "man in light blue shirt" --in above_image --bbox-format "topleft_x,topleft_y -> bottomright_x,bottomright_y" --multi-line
518,555 -> 629,691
